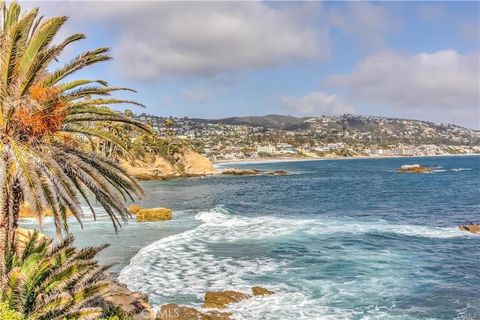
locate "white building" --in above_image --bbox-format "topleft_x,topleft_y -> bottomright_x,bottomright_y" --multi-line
257,145 -> 276,153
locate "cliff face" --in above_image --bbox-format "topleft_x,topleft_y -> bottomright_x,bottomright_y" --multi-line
174,148 -> 217,175
121,148 -> 217,180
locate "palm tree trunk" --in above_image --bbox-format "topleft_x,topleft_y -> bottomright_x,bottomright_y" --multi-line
0,179 -> 22,258
10,179 -> 22,243
0,188 -> 12,280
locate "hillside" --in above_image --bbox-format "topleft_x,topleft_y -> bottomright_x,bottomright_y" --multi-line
192,114 -> 308,129
135,113 -> 480,146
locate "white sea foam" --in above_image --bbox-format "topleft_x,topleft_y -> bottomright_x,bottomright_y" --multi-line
118,206 -> 473,319
451,168 -> 472,172
118,207 -> 294,305
305,221 -> 469,239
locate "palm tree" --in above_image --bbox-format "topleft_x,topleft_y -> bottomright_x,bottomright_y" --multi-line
1,231 -> 111,319
0,2 -> 150,259
163,117 -> 177,155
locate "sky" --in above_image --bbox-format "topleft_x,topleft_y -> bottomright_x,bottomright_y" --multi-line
22,1 -> 480,129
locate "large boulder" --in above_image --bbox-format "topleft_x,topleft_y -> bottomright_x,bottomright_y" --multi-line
136,208 -> 172,222
157,304 -> 230,320
251,286 -> 274,296
128,204 -> 144,215
399,164 -> 433,173
104,281 -> 155,320
203,291 -> 249,309
459,223 -> 480,234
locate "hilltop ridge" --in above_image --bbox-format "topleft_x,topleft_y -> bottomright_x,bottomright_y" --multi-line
132,113 -> 480,160
191,114 -> 310,130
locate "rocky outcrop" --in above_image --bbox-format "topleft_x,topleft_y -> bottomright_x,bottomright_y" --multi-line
156,304 -> 231,320
221,169 -> 261,176
459,223 -> 480,233
128,204 -> 144,215
203,291 -> 249,309
251,286 -> 274,296
175,148 -> 217,176
156,287 -> 274,319
399,164 -> 433,173
136,208 -> 172,222
19,203 -> 74,218
104,281 -> 155,320
221,169 -> 288,176
121,148 -> 217,181
121,157 -> 178,181
19,204 -> 37,218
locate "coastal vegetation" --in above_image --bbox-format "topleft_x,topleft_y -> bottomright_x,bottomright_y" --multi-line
1,231 -> 110,319
0,2 -> 149,318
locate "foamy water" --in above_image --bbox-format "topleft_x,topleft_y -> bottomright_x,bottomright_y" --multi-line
119,206 -> 476,319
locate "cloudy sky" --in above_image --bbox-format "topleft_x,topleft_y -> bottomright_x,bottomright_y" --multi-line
24,1 -> 480,128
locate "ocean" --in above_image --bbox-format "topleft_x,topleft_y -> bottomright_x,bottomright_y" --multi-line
21,156 -> 480,319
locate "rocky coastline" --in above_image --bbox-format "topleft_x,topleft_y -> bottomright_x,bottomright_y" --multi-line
121,148 -> 290,181
121,148 -> 217,180
112,286 -> 275,320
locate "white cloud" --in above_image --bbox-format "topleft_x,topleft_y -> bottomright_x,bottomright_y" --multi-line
279,91 -> 354,116
43,2 -> 329,80
325,49 -> 480,128
30,1 -> 403,82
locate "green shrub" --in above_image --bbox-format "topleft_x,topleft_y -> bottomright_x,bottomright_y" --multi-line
0,302 -> 23,320
1,232 -> 110,320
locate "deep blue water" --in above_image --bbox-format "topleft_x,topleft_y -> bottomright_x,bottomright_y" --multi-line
22,156 -> 480,319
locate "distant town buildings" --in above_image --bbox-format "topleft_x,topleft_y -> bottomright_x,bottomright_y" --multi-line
132,113 -> 480,161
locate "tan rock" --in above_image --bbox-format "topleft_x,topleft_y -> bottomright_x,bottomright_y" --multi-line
128,204 -> 144,215
121,157 -> 177,181
136,208 -> 172,222
157,304 -> 230,320
399,164 -> 433,173
251,286 -> 274,296
104,281 -> 155,320
459,223 -> 480,233
175,148 -> 217,175
19,203 -> 74,218
203,291 -> 249,309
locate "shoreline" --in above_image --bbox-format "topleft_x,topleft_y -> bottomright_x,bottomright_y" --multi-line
213,153 -> 480,167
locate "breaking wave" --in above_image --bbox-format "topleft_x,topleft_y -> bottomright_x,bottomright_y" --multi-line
118,206 -> 471,319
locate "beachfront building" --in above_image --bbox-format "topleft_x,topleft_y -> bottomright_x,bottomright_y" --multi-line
257,145 -> 277,154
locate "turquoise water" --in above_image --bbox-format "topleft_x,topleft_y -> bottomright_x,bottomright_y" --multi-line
22,156 -> 480,319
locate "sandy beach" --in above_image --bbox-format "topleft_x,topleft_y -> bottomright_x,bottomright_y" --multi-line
213,153 -> 480,167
